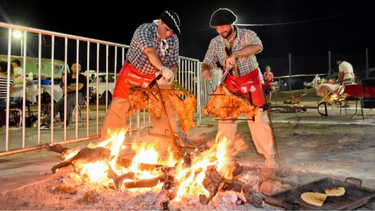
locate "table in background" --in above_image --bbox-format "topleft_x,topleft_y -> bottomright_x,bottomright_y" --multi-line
311,83 -> 344,107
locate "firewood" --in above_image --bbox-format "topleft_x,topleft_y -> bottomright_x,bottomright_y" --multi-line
123,174 -> 166,189
107,166 -> 135,190
175,132 -> 209,152
137,163 -> 171,173
199,166 -> 226,205
232,162 -> 243,177
221,179 -> 245,192
51,147 -> 112,174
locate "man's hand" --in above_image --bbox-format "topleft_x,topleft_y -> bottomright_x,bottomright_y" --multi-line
225,55 -> 236,69
161,66 -> 174,83
202,70 -> 212,80
157,77 -> 170,85
201,63 -> 212,80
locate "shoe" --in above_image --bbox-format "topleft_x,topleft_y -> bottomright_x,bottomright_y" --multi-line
340,104 -> 350,108
61,120 -> 71,129
265,155 -> 279,168
40,123 -> 50,130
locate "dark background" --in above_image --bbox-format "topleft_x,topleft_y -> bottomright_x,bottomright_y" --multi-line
1,0 -> 375,77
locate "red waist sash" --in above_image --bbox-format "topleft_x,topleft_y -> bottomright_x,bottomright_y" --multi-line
223,68 -> 266,106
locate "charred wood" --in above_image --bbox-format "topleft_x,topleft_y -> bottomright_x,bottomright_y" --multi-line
51,147 -> 112,174
123,174 -> 166,189
137,163 -> 171,173
175,132 -> 209,152
232,162 -> 243,177
199,166 -> 226,205
182,152 -> 192,167
115,156 -> 132,168
107,166 -> 135,191
221,179 -> 245,192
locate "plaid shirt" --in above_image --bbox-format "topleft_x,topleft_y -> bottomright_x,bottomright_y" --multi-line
203,27 -> 262,77
126,20 -> 179,75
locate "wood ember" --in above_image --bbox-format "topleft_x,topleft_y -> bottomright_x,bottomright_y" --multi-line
77,191 -> 98,203
203,85 -> 258,119
182,152 -> 192,167
45,143 -> 70,158
175,132 -> 209,152
200,166 -> 226,205
107,166 -> 135,191
53,184 -> 77,194
169,93 -> 197,133
51,147 -> 112,174
138,163 -> 172,173
232,162 -> 243,177
155,175 -> 177,210
123,174 -> 166,189
242,184 -> 265,208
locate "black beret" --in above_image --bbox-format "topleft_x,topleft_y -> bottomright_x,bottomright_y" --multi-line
160,10 -> 181,35
209,8 -> 237,27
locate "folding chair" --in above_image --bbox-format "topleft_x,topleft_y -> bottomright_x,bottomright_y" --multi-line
359,79 -> 375,119
72,101 -> 93,126
339,83 -> 362,116
72,89 -> 93,127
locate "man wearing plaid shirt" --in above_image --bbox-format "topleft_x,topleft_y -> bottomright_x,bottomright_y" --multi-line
101,11 -> 181,157
201,8 -> 278,168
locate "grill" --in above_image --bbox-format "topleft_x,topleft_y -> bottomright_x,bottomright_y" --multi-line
265,177 -> 375,210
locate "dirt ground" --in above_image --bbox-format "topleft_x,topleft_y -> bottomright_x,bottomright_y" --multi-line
0,89 -> 374,210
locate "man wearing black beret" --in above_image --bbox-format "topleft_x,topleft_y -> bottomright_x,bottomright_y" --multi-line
101,10 -> 181,158
201,8 -> 278,168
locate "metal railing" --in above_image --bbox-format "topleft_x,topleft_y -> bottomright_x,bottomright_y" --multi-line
0,22 -> 206,156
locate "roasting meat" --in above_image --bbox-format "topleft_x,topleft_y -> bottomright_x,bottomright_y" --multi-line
203,85 -> 258,119
127,88 -> 162,119
127,87 -> 197,133
170,94 -> 197,133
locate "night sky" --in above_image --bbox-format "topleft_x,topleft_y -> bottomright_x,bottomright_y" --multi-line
1,0 -> 375,76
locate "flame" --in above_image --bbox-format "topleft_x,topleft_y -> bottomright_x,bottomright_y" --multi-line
63,128 -> 248,202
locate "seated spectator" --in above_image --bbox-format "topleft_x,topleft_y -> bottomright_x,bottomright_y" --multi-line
41,60 -> 87,129
11,59 -> 23,85
0,61 -> 14,127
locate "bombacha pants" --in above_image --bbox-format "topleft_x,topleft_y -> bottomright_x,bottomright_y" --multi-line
218,109 -> 275,158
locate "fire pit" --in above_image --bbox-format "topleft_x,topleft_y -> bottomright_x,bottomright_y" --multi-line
22,130 -> 289,210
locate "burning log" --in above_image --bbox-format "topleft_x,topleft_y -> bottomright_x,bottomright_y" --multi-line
242,184 -> 265,208
138,163 -> 172,173
51,147 -> 112,174
232,162 -> 243,177
123,174 -> 166,189
219,179 -> 265,208
199,166 -> 226,205
155,175 -> 177,210
107,166 -> 135,191
44,143 -> 70,158
175,132 -> 209,152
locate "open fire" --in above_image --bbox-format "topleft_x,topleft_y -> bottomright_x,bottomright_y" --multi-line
46,129 -> 278,209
